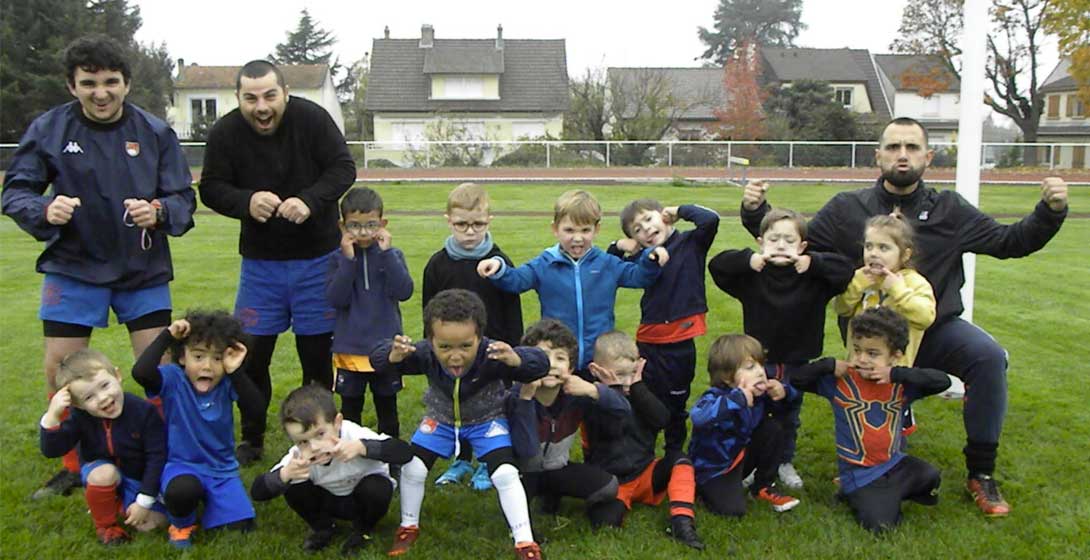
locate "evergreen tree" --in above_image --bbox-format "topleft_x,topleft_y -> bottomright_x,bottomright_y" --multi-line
698,0 -> 806,65
271,9 -> 336,65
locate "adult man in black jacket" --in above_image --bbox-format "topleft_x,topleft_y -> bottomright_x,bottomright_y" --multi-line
739,117 -> 1069,517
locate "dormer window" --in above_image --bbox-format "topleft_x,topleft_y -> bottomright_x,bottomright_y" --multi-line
834,87 -> 853,108
430,74 -> 499,100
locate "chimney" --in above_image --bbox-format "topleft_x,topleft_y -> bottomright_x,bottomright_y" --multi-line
495,24 -> 504,50
420,24 -> 434,48
384,25 -> 389,39
176,58 -> 184,79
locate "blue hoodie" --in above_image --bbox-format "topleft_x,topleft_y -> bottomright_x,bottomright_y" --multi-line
326,244 -> 414,356
488,245 -> 661,369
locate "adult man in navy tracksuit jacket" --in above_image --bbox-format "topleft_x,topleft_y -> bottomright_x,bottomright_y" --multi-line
3,35 -> 195,498
739,117 -> 1070,516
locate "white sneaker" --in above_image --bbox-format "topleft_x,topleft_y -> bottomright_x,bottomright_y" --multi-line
939,375 -> 965,400
742,471 -> 755,489
778,463 -> 804,489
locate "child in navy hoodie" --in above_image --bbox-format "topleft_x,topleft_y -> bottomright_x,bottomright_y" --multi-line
327,187 -> 414,438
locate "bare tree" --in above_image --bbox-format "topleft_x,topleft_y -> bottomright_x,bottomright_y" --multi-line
606,69 -> 718,164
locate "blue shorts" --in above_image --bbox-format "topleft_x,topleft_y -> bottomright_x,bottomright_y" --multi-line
80,460 -> 168,515
161,462 -> 254,529
410,417 -> 512,459
39,274 -> 170,328
336,368 -> 402,397
234,253 -> 336,336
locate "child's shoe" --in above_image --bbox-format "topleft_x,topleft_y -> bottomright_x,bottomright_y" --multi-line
966,474 -> 1011,517
169,524 -> 198,549
666,515 -> 705,550
514,540 -> 545,560
741,471 -> 755,488
342,532 -> 372,555
471,462 -> 493,491
302,527 -> 335,552
387,525 -> 419,557
96,524 -> 130,546
778,462 -> 804,489
435,459 -> 473,486
754,486 -> 800,512
235,441 -> 264,467
31,469 -> 82,500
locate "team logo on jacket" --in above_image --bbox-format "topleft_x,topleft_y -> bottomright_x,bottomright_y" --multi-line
62,141 -> 83,154
125,142 -> 140,157
419,417 -> 438,434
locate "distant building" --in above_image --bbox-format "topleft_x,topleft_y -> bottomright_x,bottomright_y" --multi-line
873,54 -> 961,143
1037,57 -> 1088,169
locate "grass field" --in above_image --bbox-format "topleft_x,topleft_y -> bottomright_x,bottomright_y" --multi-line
1,182 -> 1087,559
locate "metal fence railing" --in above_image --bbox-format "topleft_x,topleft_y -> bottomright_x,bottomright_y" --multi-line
2,140 -> 1086,171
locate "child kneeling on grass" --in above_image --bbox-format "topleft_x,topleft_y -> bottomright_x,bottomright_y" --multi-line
371,288 -> 549,559
791,307 -> 950,532
132,310 -> 264,548
40,348 -> 168,545
251,384 -> 414,555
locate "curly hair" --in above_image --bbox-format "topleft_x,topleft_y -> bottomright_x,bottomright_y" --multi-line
423,289 -> 487,338
63,35 -> 131,86
849,307 -> 910,354
171,309 -> 246,363
521,319 -> 578,368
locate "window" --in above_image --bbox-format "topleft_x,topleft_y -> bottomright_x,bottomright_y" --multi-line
392,123 -> 426,147
438,77 -> 485,99
190,98 -> 217,120
1047,95 -> 1060,118
511,122 -> 546,139
834,87 -> 853,108
1068,94 -> 1085,118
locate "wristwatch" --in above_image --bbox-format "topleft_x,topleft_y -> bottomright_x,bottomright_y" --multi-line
151,199 -> 164,226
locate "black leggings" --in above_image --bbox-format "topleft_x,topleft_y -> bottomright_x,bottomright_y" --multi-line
162,475 -> 254,532
589,450 -> 692,528
697,416 -> 785,517
340,393 -> 399,439
523,463 -> 618,527
284,475 -> 393,533
412,444 -> 513,474
240,333 -> 332,446
843,455 -> 941,533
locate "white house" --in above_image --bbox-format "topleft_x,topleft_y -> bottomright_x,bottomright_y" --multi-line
1037,58 -> 1088,169
874,54 -> 961,143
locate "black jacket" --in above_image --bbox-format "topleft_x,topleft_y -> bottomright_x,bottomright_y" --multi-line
583,381 -> 670,482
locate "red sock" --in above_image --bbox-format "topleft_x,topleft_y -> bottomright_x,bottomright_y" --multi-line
667,463 -> 696,518
47,392 -> 81,474
85,483 -> 121,529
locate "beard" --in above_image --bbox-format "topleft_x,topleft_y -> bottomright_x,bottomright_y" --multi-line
881,165 -> 925,189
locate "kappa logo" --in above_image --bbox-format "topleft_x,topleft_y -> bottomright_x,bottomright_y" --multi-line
62,141 -> 83,154
484,420 -> 509,438
125,141 -> 140,157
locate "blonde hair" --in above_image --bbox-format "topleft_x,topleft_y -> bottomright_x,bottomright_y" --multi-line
55,348 -> 115,389
593,330 -> 638,365
707,334 -> 765,388
865,211 -> 916,268
447,182 -> 490,214
554,190 -> 601,226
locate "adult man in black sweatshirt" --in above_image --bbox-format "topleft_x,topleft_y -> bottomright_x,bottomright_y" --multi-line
739,117 -> 1069,517
199,60 -> 356,465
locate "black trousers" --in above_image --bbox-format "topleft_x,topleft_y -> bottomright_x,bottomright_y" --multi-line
284,475 -> 394,533
522,462 -> 618,527
697,416 -> 785,517
638,339 -> 697,453
843,455 -> 940,533
240,333 -> 332,446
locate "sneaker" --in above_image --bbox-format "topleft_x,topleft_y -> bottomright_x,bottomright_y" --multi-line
236,441 -> 264,467
778,463 -> 804,489
435,459 -> 473,486
302,528 -> 335,552
471,462 -> 493,491
31,469 -> 82,500
754,486 -> 800,512
902,407 -> 917,437
341,532 -> 372,556
514,541 -> 545,560
387,525 -> 419,557
966,475 -> 1011,517
96,525 -> 130,546
939,375 -> 966,400
741,471 -> 755,489
666,516 -> 705,551
169,524 -> 198,549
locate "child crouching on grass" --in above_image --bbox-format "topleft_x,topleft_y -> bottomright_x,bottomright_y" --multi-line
132,310 -> 265,548
39,348 -> 168,545
251,384 -> 414,555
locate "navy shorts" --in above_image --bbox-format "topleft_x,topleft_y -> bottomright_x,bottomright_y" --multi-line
161,462 -> 254,529
81,460 -> 167,515
335,368 -> 402,397
234,252 -> 336,336
39,274 -> 170,328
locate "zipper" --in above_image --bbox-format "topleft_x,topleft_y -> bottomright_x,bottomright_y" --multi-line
572,258 -> 584,367
452,376 -> 462,458
103,419 -> 115,456
363,251 -> 370,290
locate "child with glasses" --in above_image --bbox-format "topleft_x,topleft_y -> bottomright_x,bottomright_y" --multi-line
326,187 -> 413,440
422,183 -> 523,491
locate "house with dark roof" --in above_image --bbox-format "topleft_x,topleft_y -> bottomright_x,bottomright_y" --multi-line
874,54 -> 961,143
760,47 -> 892,122
605,67 -> 725,140
169,62 -> 343,139
364,24 -> 568,164
1038,58 -> 1088,168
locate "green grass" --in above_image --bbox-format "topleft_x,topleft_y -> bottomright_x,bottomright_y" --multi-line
2,182 -> 1088,559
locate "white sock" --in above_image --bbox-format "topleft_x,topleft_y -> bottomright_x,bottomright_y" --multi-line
491,463 -> 533,543
400,456 -> 428,527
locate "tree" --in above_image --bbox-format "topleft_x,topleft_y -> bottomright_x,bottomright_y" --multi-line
698,0 -> 806,65
563,68 -> 609,142
270,9 -> 336,65
763,80 -> 870,165
712,43 -> 766,140
0,0 -> 175,142
891,0 -> 1053,164
340,55 -> 372,141
606,69 -> 715,164
1043,0 -> 1090,104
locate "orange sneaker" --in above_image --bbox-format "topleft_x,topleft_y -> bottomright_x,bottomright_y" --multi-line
96,524 -> 130,546
966,475 -> 1011,517
754,486 -> 800,512
388,525 -> 419,557
515,541 -> 544,560
169,524 -> 197,549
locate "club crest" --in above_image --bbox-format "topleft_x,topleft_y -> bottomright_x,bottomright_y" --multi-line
125,142 -> 140,157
